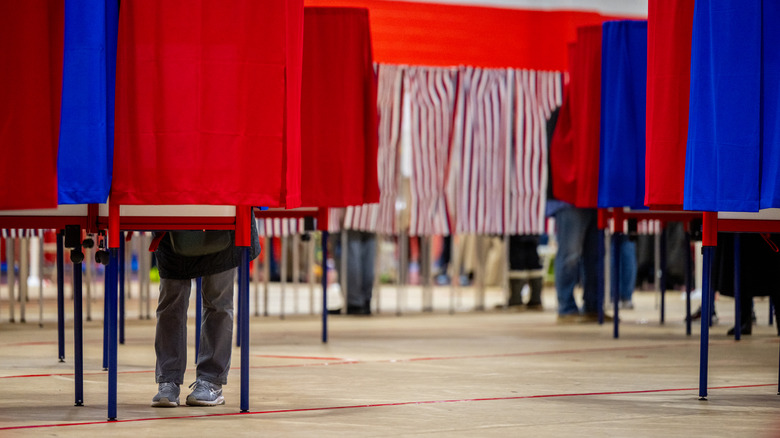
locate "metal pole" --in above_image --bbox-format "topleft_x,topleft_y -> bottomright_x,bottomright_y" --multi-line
660,225 -> 668,324
699,245 -> 715,400
119,233 -> 125,344
107,248 -> 118,420
612,233 -> 621,338
239,247 -> 250,412
38,236 -> 44,327
56,232 -> 65,361
321,231 -> 329,343
74,256 -> 84,406
292,233 -> 300,315
685,231 -> 693,336
263,236 -> 270,317
733,233 -> 742,340
308,235 -> 315,315
19,237 -> 28,323
280,235 -> 288,319
85,247 -> 92,321
7,238 -> 15,322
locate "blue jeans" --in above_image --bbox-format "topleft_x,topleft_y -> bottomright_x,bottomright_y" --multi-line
345,230 -> 377,308
611,238 -> 637,302
554,206 -> 600,315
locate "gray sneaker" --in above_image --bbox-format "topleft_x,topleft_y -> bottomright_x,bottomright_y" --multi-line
151,382 -> 180,407
186,379 -> 225,406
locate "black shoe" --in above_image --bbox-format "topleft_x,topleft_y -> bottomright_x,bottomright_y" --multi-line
327,308 -> 343,315
346,305 -> 371,315
686,306 -> 718,324
727,322 -> 752,336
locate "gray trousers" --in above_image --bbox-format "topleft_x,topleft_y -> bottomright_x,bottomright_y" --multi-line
345,230 -> 376,308
154,268 -> 235,385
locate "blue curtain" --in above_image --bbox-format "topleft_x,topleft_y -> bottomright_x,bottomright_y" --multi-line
597,20 -> 648,209
57,0 -> 118,204
683,0 -> 779,212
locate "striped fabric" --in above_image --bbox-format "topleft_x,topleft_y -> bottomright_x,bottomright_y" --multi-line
338,64 -> 560,236
448,67 -> 562,235
508,69 -> 563,234
406,66 -> 458,236
256,218 -> 306,237
637,219 -> 661,235
447,67 -> 512,235
1,229 -> 47,238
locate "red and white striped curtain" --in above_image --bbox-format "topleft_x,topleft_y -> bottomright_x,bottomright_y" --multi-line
337,64 -> 561,236
256,218 -> 306,237
447,67 -> 512,235
406,66 -> 458,236
507,69 -> 563,235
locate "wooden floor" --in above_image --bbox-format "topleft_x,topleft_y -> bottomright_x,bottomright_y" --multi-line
1,283 -> 779,437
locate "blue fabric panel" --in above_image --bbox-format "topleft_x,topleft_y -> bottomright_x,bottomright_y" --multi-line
684,0 -> 761,211
57,0 -> 118,204
759,0 -> 780,208
597,20 -> 648,209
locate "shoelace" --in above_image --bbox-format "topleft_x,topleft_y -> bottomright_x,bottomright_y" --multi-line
160,382 -> 177,390
189,380 -> 217,394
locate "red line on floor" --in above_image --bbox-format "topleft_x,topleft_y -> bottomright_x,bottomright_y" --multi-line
254,355 -> 346,361
0,383 -> 774,431
0,340 -> 725,379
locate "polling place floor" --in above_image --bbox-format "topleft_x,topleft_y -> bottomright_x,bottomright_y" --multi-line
1,284 -> 779,437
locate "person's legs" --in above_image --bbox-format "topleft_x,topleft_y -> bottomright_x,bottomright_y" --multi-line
152,277 -> 191,406
580,209 -> 600,315
619,239 -> 637,306
345,230 -> 365,312
360,232 -> 377,312
154,278 -> 191,385
554,207 -> 589,316
195,268 -> 235,385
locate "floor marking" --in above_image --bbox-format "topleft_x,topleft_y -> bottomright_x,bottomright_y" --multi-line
1,383 -> 775,431
0,339 -> 748,379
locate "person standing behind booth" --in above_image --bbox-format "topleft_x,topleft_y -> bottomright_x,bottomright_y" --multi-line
332,229 -> 377,315
151,217 -> 260,407
507,234 -> 544,311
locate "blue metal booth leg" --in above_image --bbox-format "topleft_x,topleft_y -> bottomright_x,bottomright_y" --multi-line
119,233 -> 126,345
321,231 -> 329,343
107,248 -> 119,420
73,257 -> 83,406
699,245 -> 715,400
239,247 -> 250,412
56,231 -> 65,362
611,232 -> 621,338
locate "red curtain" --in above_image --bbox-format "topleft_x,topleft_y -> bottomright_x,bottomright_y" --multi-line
644,0 -> 694,209
112,0 -> 303,207
0,1 -> 63,210
300,7 -> 379,207
551,26 -> 602,208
